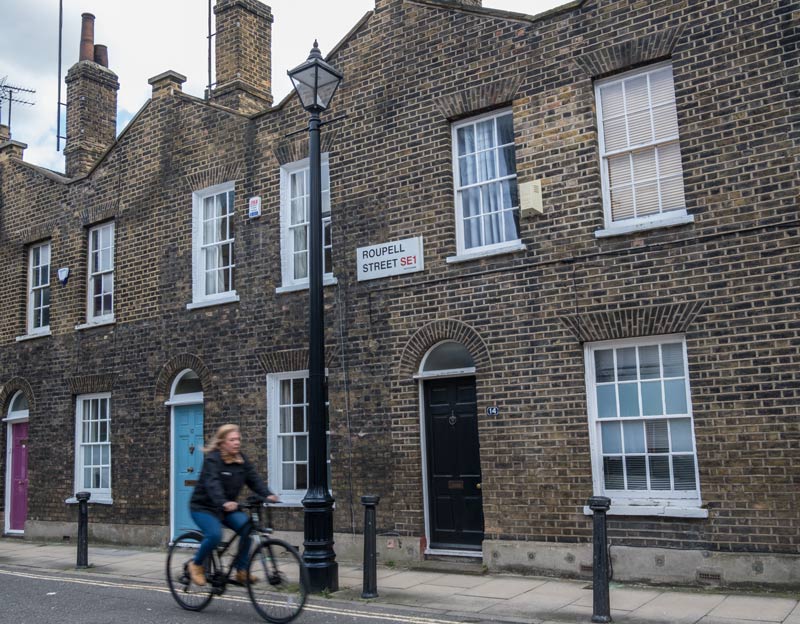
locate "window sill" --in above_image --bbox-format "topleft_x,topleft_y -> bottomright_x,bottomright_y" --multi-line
595,213 -> 695,238
582,504 -> 708,518
276,276 -> 338,294
75,318 -> 116,331
65,496 -> 113,505
186,293 -> 240,310
16,330 -> 52,342
446,241 -> 526,264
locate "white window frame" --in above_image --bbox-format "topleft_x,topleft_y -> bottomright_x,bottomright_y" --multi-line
277,156 -> 335,293
86,221 -> 115,324
595,62 -> 693,237
74,393 -> 112,503
266,371 -> 330,505
584,335 -> 706,518
188,182 -> 239,309
27,241 -> 51,336
450,108 -> 523,261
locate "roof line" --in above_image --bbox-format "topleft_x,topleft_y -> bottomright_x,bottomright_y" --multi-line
10,159 -> 71,184
407,0 -> 585,24
263,10 -> 374,117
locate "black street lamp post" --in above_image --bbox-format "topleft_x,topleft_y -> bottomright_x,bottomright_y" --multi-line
287,40 -> 343,594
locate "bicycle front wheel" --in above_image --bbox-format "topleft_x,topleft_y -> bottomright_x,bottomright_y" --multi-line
247,538 -> 308,623
166,532 -> 216,611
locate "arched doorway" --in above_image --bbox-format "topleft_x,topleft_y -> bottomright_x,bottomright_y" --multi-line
167,370 -> 204,538
417,341 -> 484,554
4,391 -> 29,534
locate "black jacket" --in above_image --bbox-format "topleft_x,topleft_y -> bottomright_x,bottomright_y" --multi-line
190,450 -> 272,517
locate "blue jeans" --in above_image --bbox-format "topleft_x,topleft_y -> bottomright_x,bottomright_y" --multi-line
191,510 -> 253,571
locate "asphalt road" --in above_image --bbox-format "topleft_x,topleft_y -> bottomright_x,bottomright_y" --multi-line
0,565 -> 503,624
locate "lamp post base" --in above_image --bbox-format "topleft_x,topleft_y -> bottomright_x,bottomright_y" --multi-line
302,496 -> 339,593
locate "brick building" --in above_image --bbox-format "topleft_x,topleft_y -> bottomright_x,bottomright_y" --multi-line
0,0 -> 797,588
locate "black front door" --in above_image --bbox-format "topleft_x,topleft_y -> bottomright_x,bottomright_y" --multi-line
424,376 -> 484,551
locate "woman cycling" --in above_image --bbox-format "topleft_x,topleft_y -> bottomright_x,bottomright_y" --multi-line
188,424 -> 278,586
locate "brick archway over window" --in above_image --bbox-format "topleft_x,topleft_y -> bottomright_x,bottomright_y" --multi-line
398,319 -> 491,378
155,354 -> 213,404
0,378 -> 35,413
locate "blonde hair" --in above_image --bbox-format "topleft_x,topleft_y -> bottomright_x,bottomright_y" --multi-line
204,424 -> 241,453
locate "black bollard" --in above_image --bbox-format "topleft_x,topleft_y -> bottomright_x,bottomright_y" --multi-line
360,495 -> 380,599
76,491 -> 91,569
588,496 -> 612,623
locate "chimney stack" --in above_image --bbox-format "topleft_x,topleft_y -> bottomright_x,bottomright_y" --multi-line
64,13 -> 119,178
210,0 -> 273,113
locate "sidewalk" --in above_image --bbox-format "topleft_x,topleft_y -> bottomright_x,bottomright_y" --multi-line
0,537 -> 797,624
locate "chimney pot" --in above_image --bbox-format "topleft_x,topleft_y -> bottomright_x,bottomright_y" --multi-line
79,13 -> 96,61
94,44 -> 108,67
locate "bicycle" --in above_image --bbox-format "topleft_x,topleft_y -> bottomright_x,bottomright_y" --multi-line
166,498 -> 309,623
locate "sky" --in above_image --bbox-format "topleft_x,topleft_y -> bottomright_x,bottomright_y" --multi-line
0,0 -> 570,172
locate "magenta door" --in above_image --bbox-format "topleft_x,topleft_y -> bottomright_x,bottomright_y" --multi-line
9,422 -> 29,532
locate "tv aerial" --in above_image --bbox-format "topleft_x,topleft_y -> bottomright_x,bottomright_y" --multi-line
0,76 -> 36,133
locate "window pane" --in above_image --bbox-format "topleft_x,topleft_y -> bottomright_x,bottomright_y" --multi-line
595,350 -> 614,383
601,421 -> 622,454
499,145 -> 516,177
632,149 -> 657,181
660,176 -> 686,213
617,347 -> 637,381
673,455 -> 697,490
608,154 -> 631,188
280,380 -> 291,405
611,186 -> 634,220
649,456 -> 671,490
280,407 -> 292,433
496,114 -> 514,144
476,149 -> 496,182
599,82 -> 624,119
639,346 -> 660,379
460,187 -> 480,219
293,406 -> 305,433
664,379 -> 688,414
457,125 -> 474,156
653,102 -> 679,140
459,155 -> 476,186
626,456 -> 647,489
618,383 -> 639,417
292,379 -> 304,404
596,385 -> 617,419
641,381 -> 663,416
282,464 -> 293,490
662,343 -> 684,376
627,110 -> 653,146
282,436 -> 294,461
475,119 -> 494,150
295,464 -> 308,490
623,420 -> 645,453
646,420 -> 669,453
670,418 -> 693,452
635,182 -> 660,217
625,75 -> 649,112
603,117 -> 628,152
101,467 -> 110,489
296,435 -> 308,462
603,457 -> 624,490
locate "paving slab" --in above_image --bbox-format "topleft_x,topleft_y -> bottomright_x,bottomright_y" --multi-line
573,586 -> 661,611
456,577 -> 547,599
627,591 -> 727,624
428,572 -> 495,589
707,595 -> 798,622
372,570 -> 445,589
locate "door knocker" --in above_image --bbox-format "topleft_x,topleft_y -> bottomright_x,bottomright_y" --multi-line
448,411 -> 457,426
189,444 -> 195,455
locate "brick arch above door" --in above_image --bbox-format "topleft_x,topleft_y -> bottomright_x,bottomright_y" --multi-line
0,378 -> 35,413
154,354 -> 213,403
398,319 -> 491,378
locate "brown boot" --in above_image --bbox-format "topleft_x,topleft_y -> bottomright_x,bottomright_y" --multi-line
187,561 -> 207,586
236,569 -> 258,585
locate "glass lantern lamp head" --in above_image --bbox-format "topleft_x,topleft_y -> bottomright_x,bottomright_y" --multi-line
288,40 -> 343,113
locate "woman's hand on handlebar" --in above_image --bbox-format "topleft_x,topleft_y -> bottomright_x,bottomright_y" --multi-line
266,494 -> 279,504
223,501 -> 238,512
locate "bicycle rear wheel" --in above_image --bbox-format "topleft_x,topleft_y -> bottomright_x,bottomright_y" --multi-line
247,538 -> 308,623
166,532 -> 216,611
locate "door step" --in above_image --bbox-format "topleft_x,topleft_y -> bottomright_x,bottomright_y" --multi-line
409,555 -> 486,576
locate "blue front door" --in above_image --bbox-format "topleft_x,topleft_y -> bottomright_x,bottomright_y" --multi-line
173,404 -> 204,538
